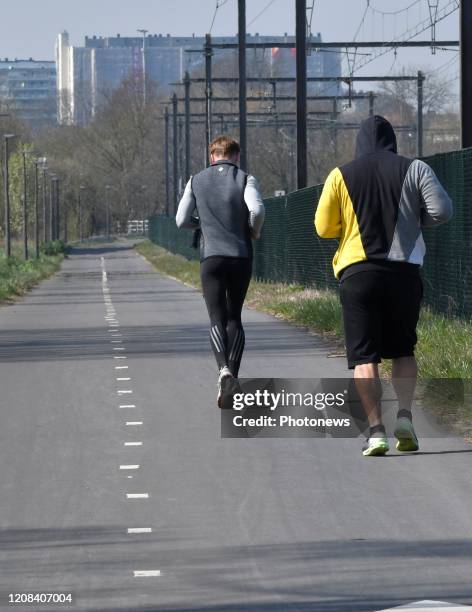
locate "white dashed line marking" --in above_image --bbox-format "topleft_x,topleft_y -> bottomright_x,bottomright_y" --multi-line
117,377 -> 130,381
113,347 -> 125,351
118,390 -> 133,395
124,441 -> 143,446
115,365 -> 128,369
126,493 -> 149,499
111,340 -> 123,344
126,421 -> 143,426
120,465 -> 140,470
114,356 -> 127,359
128,528 -> 152,534
119,404 -> 136,408
134,570 -> 160,577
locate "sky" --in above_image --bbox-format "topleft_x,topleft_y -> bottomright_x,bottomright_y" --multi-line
0,0 -> 460,92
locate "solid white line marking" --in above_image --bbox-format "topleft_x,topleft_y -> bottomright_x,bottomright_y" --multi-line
120,464 -> 140,470
133,570 -> 160,577
126,493 -> 148,499
128,528 -> 152,534
126,421 -> 143,426
378,601 -> 472,611
124,441 -> 142,446
119,404 -> 136,408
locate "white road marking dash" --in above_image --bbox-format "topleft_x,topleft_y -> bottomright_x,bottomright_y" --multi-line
133,570 -> 160,577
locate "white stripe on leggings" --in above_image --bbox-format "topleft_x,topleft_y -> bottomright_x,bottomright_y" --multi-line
210,326 -> 224,353
230,330 -> 244,362
229,330 -> 240,361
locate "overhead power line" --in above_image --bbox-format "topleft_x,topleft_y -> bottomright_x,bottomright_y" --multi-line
348,0 -> 459,73
247,0 -> 277,28
209,0 -> 230,33
368,0 -> 423,17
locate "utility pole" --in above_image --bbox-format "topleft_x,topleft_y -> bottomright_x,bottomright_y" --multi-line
22,150 -> 28,260
331,98 -> 338,162
368,91 -> 375,117
417,70 -> 424,157
55,178 -> 60,241
34,160 -> 41,258
296,0 -> 307,189
178,117 -> 184,194
105,185 -> 111,240
461,0 -> 472,148
205,33 -> 213,167
238,0 -> 247,171
3,134 -> 15,258
164,107 -> 170,216
64,201 -> 68,243
42,163 -> 48,242
78,186 -> 85,241
184,71 -> 191,181
172,93 -> 178,214
49,176 -> 55,241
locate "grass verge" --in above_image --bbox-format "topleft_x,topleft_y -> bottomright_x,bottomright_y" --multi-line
136,240 -> 471,435
136,240 -> 471,378
0,249 -> 65,304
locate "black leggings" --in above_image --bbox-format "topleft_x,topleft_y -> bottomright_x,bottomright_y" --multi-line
200,256 -> 252,376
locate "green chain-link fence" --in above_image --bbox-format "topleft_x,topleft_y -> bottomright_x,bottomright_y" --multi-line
149,147 -> 472,320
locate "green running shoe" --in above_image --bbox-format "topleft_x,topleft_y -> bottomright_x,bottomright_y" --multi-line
362,436 -> 390,457
394,417 -> 419,452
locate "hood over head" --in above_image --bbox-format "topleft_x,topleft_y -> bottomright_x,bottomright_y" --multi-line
355,115 -> 397,158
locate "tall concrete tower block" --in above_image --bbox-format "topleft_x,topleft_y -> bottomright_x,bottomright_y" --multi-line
56,31 -> 72,124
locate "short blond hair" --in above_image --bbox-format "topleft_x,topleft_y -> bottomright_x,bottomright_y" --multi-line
209,136 -> 240,159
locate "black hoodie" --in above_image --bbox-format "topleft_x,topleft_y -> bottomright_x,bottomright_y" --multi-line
315,114 -> 453,278
355,115 -> 397,158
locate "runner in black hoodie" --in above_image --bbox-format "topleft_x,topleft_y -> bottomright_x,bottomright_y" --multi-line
315,115 -> 453,456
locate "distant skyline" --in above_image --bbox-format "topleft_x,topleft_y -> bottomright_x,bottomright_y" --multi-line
0,0 -> 460,91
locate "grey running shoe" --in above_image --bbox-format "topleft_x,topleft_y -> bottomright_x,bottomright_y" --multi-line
394,417 -> 419,452
217,366 -> 234,408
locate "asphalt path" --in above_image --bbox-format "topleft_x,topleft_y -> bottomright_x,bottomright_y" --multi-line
0,239 -> 471,612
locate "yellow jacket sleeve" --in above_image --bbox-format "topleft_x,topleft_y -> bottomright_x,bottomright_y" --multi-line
314,168 -> 342,238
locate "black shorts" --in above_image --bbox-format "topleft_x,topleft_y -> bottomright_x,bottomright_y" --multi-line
339,268 -> 423,369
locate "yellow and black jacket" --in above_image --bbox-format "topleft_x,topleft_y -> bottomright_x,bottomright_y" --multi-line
315,115 -> 453,279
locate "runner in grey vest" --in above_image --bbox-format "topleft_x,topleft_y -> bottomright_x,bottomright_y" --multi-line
176,136 -> 265,407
